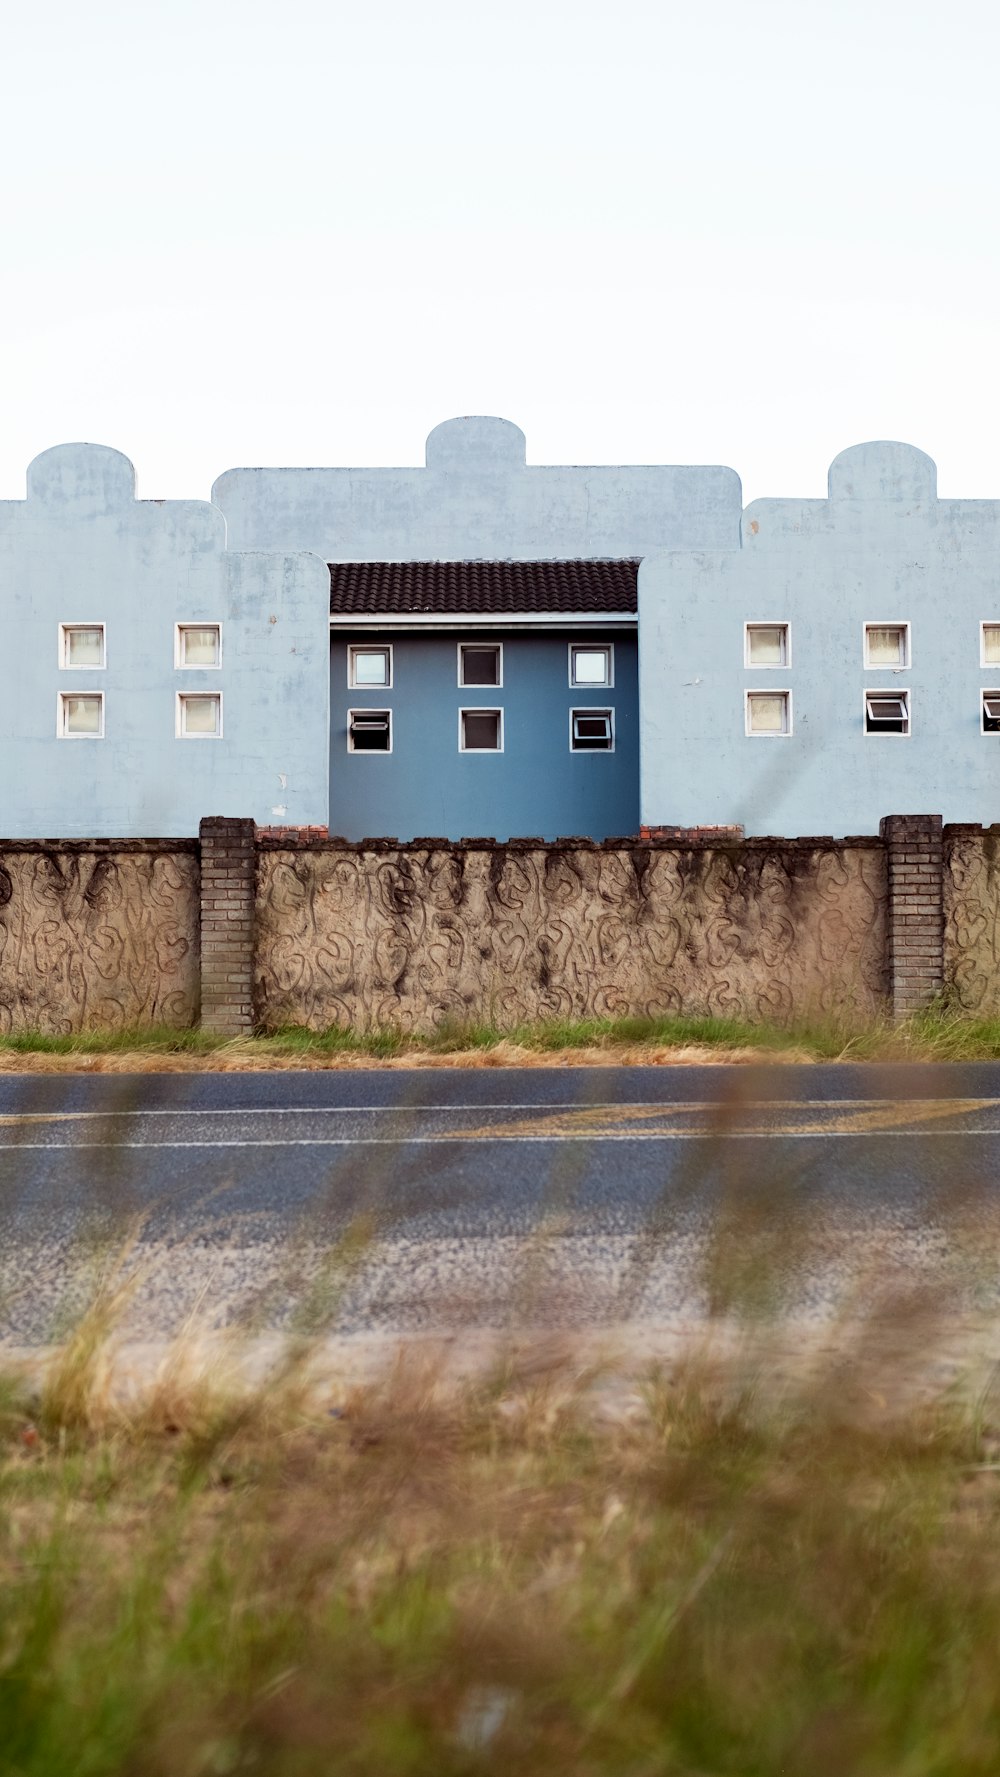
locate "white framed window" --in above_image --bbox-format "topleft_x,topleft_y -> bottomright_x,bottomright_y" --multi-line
570,708 -> 614,751
349,645 -> 392,688
865,689 -> 910,736
982,691 -> 1000,733
745,690 -> 792,737
58,691 -> 104,738
458,643 -> 502,687
176,692 -> 222,738
864,622 -> 910,669
744,622 -> 790,668
176,623 -> 222,669
59,623 -> 105,669
348,708 -> 392,753
981,624 -> 1000,667
569,643 -> 613,688
459,708 -> 503,752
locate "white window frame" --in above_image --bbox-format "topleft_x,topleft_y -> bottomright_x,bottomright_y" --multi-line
743,621 -> 790,669
569,707 -> 615,752
176,691 -> 223,739
981,690 -> 1000,734
347,707 -> 393,754
457,641 -> 503,689
348,644 -> 393,689
568,642 -> 614,688
980,623 -> 1000,669
864,688 -> 911,737
57,690 -> 105,738
863,621 -> 910,670
459,707 -> 504,753
58,622 -> 106,670
744,689 -> 793,738
175,622 -> 223,670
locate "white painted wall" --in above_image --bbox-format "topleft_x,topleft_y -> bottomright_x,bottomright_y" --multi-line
0,445 -> 329,837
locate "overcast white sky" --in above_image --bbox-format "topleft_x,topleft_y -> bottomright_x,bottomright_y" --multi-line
2,0 -> 998,503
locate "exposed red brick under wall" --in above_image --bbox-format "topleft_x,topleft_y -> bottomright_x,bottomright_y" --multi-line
199,817 -> 256,1035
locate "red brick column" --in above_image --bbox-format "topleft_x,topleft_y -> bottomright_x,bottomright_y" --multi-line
199,817 -> 256,1034
879,815 -> 944,1018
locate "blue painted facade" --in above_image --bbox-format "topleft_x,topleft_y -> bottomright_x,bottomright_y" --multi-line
329,630 -> 639,842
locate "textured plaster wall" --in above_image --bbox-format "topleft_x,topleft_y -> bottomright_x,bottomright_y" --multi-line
639,443 -> 1000,837
255,838 -> 888,1033
0,445 -> 330,838
213,417 -> 742,561
0,844 -> 199,1034
944,825 -> 1000,1014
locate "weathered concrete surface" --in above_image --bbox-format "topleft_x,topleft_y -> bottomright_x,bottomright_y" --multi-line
0,845 -> 199,1033
944,825 -> 1000,1014
255,839 -> 888,1033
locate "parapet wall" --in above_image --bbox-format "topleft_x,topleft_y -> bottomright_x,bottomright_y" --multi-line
1,815 -> 996,1037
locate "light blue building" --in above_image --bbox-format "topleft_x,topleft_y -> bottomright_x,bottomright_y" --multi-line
6,424 -> 999,843
0,443 -> 330,838
638,442 -> 1000,836
213,415 -> 739,843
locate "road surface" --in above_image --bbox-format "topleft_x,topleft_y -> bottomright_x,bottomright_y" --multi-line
1,1063 -> 999,1346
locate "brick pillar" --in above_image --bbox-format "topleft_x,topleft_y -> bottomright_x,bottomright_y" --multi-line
879,815 -> 944,1019
199,817 -> 256,1035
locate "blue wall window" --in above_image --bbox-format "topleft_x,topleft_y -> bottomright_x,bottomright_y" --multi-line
349,708 -> 392,752
459,643 -> 502,687
571,708 -> 613,750
58,691 -> 104,737
570,643 -> 612,687
460,708 -> 503,751
349,645 -> 392,688
59,623 -> 105,670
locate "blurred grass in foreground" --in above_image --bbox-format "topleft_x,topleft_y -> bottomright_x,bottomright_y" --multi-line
9,1004 -> 1000,1062
4,1308 -> 1000,1775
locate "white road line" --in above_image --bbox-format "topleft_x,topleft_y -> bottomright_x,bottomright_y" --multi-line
0,1130 -> 999,1150
0,1098 -> 997,1123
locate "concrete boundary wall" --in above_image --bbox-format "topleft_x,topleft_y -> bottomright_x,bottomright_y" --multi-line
0,815 -> 989,1037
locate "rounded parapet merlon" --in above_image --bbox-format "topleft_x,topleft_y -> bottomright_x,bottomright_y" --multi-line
25,443 -> 137,514
827,442 -> 937,504
424,416 -> 527,472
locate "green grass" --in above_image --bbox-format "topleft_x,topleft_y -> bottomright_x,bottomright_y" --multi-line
3,1317 -> 1000,1775
8,1006 -> 1000,1063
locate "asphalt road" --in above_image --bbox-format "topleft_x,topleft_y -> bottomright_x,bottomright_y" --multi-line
2,1062 -> 1000,1344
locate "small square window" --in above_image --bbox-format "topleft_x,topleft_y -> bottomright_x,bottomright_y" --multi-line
571,709 -> 614,750
60,624 -> 105,669
865,690 -> 910,735
864,623 -> 909,668
177,692 -> 222,737
348,709 -> 391,752
570,644 -> 612,687
58,692 -> 104,737
177,624 -> 221,668
982,624 -> 1000,667
746,691 -> 791,736
983,692 -> 1000,733
459,644 -> 502,687
349,646 -> 392,688
460,708 -> 502,751
745,623 -> 789,667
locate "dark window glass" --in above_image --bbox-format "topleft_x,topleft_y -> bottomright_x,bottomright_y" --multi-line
462,710 -> 501,750
572,710 -> 613,750
350,710 -> 391,752
461,647 -> 500,686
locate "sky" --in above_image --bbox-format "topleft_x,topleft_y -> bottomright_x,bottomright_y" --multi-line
2,0 -> 998,504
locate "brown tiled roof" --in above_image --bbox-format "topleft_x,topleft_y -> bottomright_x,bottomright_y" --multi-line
328,559 -> 639,617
